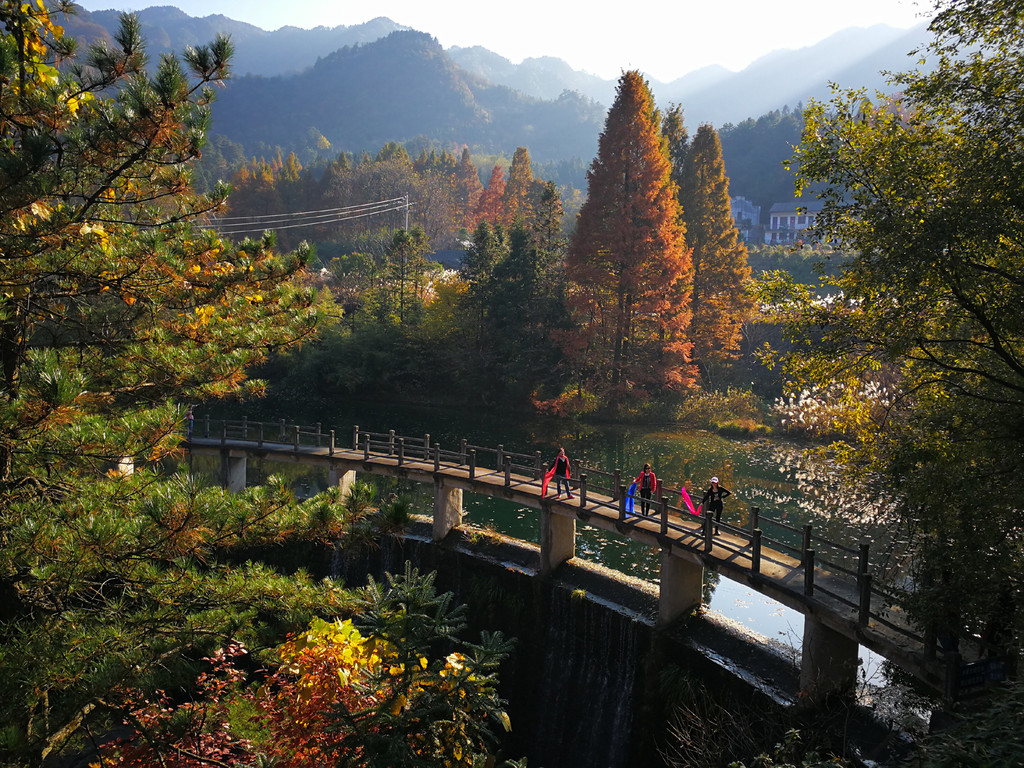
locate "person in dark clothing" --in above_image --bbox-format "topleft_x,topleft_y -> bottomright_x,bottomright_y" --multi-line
633,464 -> 657,515
548,447 -> 572,498
701,476 -> 731,534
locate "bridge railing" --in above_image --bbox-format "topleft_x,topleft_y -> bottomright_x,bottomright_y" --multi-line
192,416 -> 919,647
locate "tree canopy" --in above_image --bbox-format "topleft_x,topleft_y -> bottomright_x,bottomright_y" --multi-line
0,5 -> 351,762
562,70 -> 694,414
762,0 -> 1024,649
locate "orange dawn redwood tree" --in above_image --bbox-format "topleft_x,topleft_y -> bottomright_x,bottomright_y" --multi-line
678,123 -> 753,382
562,70 -> 694,413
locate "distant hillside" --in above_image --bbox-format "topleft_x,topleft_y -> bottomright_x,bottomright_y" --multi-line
64,6 -> 411,76
208,30 -> 604,163
450,23 -> 931,126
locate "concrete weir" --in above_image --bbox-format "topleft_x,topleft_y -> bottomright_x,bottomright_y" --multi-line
326,519 -> 803,768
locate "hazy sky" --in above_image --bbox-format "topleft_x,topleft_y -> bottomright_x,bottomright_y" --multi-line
74,0 -> 932,82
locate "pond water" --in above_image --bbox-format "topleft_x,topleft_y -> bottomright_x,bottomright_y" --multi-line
203,398 -> 891,680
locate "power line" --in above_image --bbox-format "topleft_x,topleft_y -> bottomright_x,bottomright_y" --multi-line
198,196 -> 411,236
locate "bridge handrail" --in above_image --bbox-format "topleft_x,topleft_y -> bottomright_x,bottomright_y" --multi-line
194,416 -> 919,647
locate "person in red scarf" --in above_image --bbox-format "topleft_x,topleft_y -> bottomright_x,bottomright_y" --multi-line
632,464 -> 657,515
542,447 -> 573,498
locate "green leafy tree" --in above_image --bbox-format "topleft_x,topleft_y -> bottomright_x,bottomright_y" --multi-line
678,123 -> 754,384
763,0 -> 1024,645
563,70 -> 694,414
0,6 -> 348,763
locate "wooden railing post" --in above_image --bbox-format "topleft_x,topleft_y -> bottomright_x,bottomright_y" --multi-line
278,419 -> 285,440
204,414 -> 211,438
397,437 -> 405,466
613,469 -> 621,501
257,421 -> 264,447
423,434 -> 430,460
703,509 -> 714,551
220,422 -> 227,445
293,426 -> 300,452
579,474 -> 587,508
750,506 -> 760,531
804,549 -> 815,595
618,485 -> 627,521
433,443 -> 440,473
388,430 -> 395,455
497,444 -> 504,470
859,573 -> 872,626
329,430 -> 335,456
352,425 -> 359,450
858,542 -> 870,589
468,449 -> 476,479
460,439 -> 468,465
363,433 -> 370,461
659,495 -> 668,535
801,524 -> 813,566
752,528 -> 762,573
504,455 -> 511,486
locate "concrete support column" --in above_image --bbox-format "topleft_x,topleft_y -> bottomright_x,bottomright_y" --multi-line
433,480 -> 463,541
221,450 -> 247,494
658,551 -> 704,625
800,616 -> 860,702
328,466 -> 357,499
540,508 -> 575,574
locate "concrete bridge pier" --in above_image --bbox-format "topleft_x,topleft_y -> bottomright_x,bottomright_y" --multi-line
658,551 -> 704,625
540,508 -> 575,574
433,480 -> 463,541
220,450 -> 247,493
328,465 -> 357,500
800,616 -> 860,702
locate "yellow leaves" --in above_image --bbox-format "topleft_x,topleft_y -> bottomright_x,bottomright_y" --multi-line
193,305 -> 215,325
79,222 -> 110,251
29,201 -> 51,220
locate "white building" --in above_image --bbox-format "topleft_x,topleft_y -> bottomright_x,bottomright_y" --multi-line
765,200 -> 825,244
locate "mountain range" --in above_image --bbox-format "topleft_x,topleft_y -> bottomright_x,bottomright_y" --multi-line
63,7 -> 932,174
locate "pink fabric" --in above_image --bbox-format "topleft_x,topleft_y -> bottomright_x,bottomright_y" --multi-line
680,486 -> 698,515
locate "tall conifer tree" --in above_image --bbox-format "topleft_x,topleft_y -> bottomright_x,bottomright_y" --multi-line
678,123 -> 753,381
564,70 -> 694,413
455,148 -> 483,229
472,164 -> 506,227
502,146 -> 535,225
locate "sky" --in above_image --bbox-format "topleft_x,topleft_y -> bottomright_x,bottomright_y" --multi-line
74,0 -> 932,82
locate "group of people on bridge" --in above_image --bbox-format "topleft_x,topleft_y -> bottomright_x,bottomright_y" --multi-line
542,448 -> 731,531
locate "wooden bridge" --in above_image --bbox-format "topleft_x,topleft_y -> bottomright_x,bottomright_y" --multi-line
187,417 -> 992,702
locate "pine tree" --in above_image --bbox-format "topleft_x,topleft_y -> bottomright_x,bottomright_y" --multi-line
564,70 -> 694,413
0,8 -> 342,761
679,124 -> 754,382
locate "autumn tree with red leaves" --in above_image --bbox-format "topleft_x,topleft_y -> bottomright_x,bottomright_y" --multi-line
561,70 -> 694,414
472,164 -> 506,227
